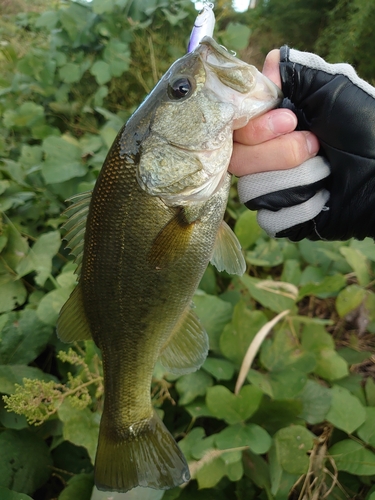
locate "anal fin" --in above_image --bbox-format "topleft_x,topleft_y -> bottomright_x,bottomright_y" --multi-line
159,305 -> 208,375
57,283 -> 93,342
210,220 -> 246,275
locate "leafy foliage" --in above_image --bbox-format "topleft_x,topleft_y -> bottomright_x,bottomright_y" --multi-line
0,1 -> 375,500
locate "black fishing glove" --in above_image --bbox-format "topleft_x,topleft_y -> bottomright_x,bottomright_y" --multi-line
238,46 -> 375,241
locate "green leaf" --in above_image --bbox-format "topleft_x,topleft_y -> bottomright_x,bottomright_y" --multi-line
58,473 -> 93,500
37,286 -> 74,326
326,385 -> 366,433
16,231 -> 61,286
260,329 -> 316,373
314,348 -> 349,381
0,429 -> 52,494
351,238 -> 375,262
242,450 -> 271,491
195,456 -> 226,489
0,486 -> 33,500
220,302 -> 267,365
225,459 -> 243,482
92,0 -> 116,14
193,292 -> 233,352
58,399 -> 100,463
0,310 -> 52,364
190,434 -> 215,460
269,443 -> 300,499
0,280 -> 27,313
185,397 -> 215,419
268,368 -> 308,400
336,284 -> 366,318
301,324 -> 348,381
93,85 -> 109,107
246,369 -> 273,398
175,371 -> 213,405
3,102 -> 44,129
202,357 -> 235,381
329,440 -> 375,475
234,210 -> 262,249
340,247 -> 370,286
297,380 -> 332,424
0,399 -> 28,430
35,10 -> 59,30
42,136 -> 86,184
103,39 -> 131,77
90,60 -> 112,85
298,273 -> 346,300
245,239 -> 284,268
215,423 -> 271,455
280,259 -> 301,286
365,377 -> 375,406
220,23 -> 252,51
0,365 -> 56,395
357,407 -> 375,446
274,425 -> 314,474
178,427 -> 206,462
240,274 -> 295,313
206,384 -> 263,425
59,63 -> 82,84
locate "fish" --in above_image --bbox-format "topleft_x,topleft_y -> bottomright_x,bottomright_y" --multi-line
188,2 -> 215,52
57,36 -> 282,493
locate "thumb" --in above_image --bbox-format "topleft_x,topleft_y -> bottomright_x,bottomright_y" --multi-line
262,49 -> 281,88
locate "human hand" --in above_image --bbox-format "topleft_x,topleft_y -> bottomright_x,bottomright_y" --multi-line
229,52 -> 319,178
237,47 -> 375,242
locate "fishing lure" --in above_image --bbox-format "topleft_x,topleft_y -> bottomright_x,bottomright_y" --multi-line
187,2 -> 215,52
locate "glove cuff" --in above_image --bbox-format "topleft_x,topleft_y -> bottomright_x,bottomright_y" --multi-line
280,45 -> 375,99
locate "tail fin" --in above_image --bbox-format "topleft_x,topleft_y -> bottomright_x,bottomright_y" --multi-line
94,410 -> 190,493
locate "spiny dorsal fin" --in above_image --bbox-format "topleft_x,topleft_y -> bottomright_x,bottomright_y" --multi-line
57,283 -> 92,342
148,210 -> 194,270
62,190 -> 92,277
210,220 -> 246,275
158,305 -> 208,375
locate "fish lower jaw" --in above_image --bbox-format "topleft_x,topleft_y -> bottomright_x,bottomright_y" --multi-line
233,97 -> 283,130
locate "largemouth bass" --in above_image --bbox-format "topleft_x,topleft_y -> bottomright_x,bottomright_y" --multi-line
57,37 -> 281,493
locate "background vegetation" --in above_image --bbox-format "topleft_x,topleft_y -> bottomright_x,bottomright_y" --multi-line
1,0 -> 375,499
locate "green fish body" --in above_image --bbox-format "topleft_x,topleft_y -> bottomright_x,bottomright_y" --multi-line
57,37 -> 281,493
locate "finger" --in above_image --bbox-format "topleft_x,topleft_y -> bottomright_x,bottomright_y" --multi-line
229,131 -> 320,176
262,49 -> 281,87
233,108 -> 297,146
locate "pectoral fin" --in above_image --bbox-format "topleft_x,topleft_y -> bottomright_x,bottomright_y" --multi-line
159,305 -> 208,375
57,284 -> 92,342
148,210 -> 194,269
210,220 -> 246,275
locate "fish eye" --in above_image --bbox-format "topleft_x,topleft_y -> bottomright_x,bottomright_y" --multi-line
168,77 -> 193,100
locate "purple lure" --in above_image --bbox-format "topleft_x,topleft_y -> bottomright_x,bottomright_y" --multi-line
187,2 -> 215,53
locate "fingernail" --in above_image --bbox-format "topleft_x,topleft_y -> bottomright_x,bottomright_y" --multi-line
268,110 -> 297,134
304,132 -> 320,155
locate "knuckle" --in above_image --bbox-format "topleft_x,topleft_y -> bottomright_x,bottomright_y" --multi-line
286,134 -> 310,166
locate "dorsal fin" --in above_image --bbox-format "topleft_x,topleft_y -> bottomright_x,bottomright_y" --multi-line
158,304 -> 208,375
210,220 -> 246,276
62,190 -> 92,277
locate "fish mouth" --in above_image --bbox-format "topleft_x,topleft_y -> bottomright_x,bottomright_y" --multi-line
198,36 -> 283,129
